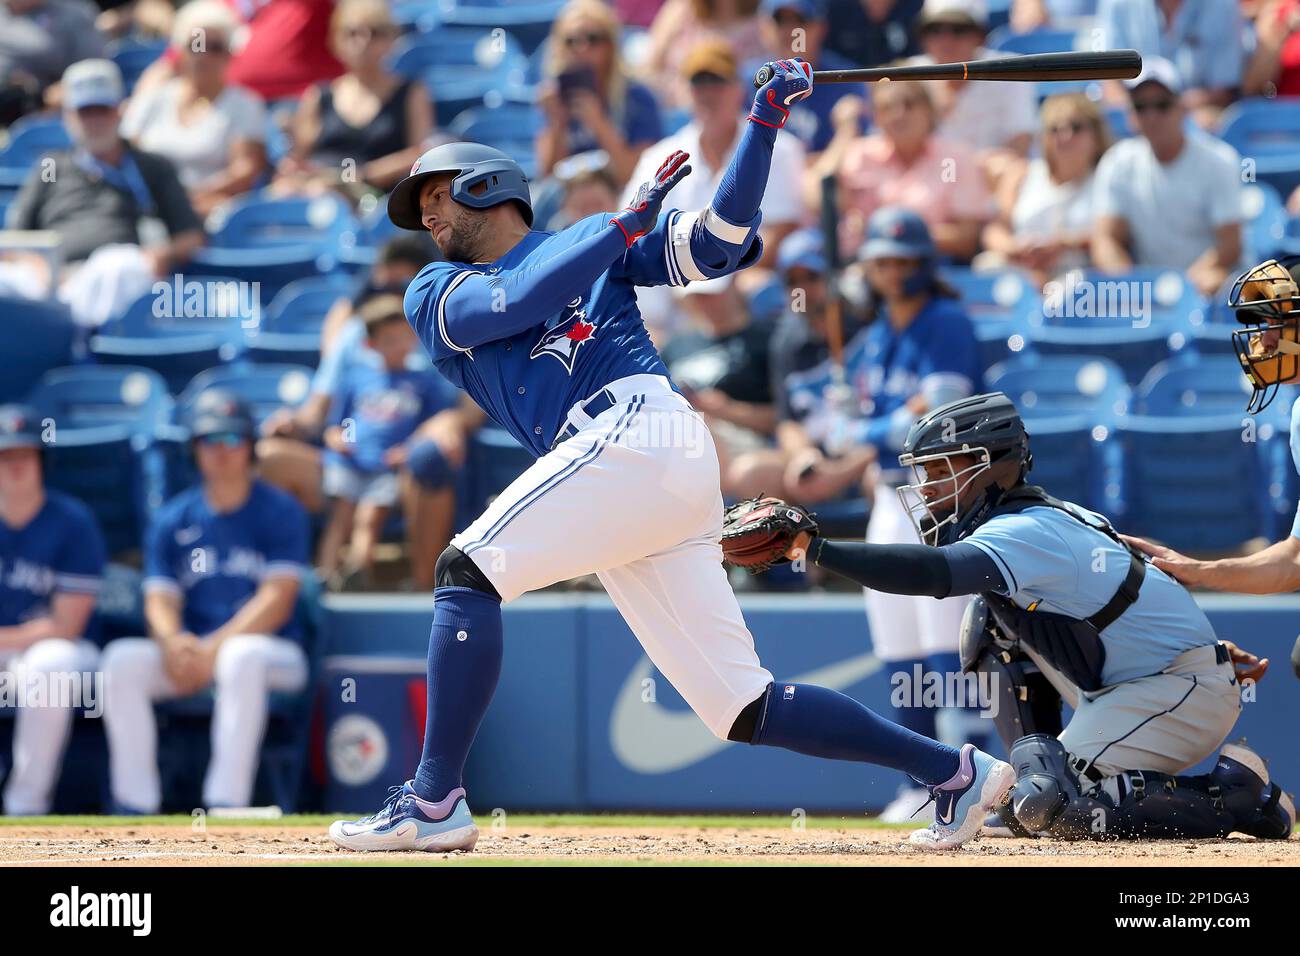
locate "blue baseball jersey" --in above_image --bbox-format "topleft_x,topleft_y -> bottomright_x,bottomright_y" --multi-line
329,364 -> 453,472
143,480 -> 309,644
966,503 -> 1217,687
783,327 -> 873,450
0,490 -> 105,640
852,296 -> 983,461
1289,394 -> 1300,539
404,212 -> 685,457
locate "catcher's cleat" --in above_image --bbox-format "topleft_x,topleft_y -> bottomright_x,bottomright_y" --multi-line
329,782 -> 478,852
908,744 -> 1015,851
721,495 -> 819,573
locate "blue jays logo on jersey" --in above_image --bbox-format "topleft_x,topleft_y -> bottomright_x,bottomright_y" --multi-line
530,297 -> 596,374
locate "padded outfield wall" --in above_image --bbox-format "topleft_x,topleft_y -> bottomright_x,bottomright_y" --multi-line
320,594 -> 1300,813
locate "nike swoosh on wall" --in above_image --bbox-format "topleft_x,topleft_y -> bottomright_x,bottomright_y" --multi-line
609,652 -> 884,774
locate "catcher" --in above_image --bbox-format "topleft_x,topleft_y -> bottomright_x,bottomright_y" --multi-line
724,392 -> 1294,840
1124,255 -> 1300,680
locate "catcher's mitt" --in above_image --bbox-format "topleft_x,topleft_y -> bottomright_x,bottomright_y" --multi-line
721,495 -> 819,573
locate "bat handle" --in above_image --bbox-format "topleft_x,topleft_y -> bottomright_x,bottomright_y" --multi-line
753,64 -> 774,89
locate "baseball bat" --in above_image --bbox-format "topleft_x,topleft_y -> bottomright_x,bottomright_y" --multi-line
753,49 -> 1142,87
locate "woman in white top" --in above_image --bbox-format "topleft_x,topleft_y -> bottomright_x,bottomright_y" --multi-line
980,93 -> 1111,287
121,0 -> 268,218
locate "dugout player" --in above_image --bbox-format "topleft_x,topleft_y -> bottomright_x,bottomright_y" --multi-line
0,405 -> 106,815
329,59 -> 1017,854
1125,256 -> 1300,679
758,392 -> 1293,840
101,391 -> 311,812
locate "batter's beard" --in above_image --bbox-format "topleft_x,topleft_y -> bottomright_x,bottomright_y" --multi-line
435,213 -> 490,263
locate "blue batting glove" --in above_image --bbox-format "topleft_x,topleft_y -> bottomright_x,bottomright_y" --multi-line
750,58 -> 814,129
611,150 -> 692,246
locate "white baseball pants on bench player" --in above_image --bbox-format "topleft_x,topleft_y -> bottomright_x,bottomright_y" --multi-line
452,373 -> 773,738
0,638 -> 100,815
102,635 -> 308,811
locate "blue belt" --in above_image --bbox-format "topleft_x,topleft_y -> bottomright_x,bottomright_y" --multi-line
550,387 -> 619,450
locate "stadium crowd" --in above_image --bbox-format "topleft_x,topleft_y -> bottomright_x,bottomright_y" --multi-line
1,0 -> 1299,815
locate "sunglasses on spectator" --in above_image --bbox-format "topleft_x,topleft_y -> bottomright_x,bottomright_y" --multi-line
1132,98 -> 1176,114
920,22 -> 980,38
564,31 -> 609,49
197,433 -> 246,448
1046,120 -> 1090,136
772,10 -> 808,27
346,24 -> 397,42
689,72 -> 732,88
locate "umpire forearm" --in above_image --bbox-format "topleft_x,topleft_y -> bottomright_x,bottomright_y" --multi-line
1194,536 -> 1300,594
811,539 -> 1006,598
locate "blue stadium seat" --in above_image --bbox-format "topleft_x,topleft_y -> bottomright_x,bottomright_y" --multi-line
425,0 -> 564,55
1024,268 -> 1197,383
449,100 -> 542,158
25,365 -> 173,432
1113,413 -> 1264,552
108,38 -> 168,93
1220,98 -> 1300,199
188,194 -> 357,297
179,363 -> 315,425
388,27 -> 530,126
1134,354 -> 1254,416
338,198 -> 402,271
0,296 -> 75,402
987,27 -> 1076,55
244,276 -> 353,366
987,353 -> 1129,420
939,267 -> 1036,321
0,114 -> 70,187
89,284 -> 247,393
1019,413 -> 1099,509
1242,181 -> 1288,262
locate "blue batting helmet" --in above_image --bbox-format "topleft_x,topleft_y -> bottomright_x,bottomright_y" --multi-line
859,207 -> 935,296
0,404 -> 43,452
388,142 -> 533,231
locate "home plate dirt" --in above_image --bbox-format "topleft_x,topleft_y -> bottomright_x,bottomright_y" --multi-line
0,821 -> 1296,865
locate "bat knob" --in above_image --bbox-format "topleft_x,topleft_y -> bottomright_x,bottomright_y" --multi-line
753,64 -> 774,89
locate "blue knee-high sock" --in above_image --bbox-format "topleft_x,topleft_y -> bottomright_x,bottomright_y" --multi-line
752,683 -> 961,787
412,586 -> 503,802
888,657 -> 938,788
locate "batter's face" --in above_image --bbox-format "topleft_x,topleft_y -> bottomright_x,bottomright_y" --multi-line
0,448 -> 42,500
419,175 -> 490,262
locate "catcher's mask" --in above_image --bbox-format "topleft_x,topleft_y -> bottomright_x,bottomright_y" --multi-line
896,392 -> 1032,546
1229,256 -> 1300,413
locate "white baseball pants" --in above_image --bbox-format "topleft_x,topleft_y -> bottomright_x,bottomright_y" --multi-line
102,634 -> 308,811
452,374 -> 773,738
0,638 -> 100,815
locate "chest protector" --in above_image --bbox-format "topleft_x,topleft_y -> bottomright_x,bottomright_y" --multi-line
978,485 -> 1146,693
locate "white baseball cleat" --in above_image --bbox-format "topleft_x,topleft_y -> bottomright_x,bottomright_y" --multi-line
329,782 -> 479,852
909,744 -> 1015,851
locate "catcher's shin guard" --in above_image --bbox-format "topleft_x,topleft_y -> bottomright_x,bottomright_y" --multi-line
960,599 -> 1062,750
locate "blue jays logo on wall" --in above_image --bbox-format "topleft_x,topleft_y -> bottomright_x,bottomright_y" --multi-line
531,297 -> 595,374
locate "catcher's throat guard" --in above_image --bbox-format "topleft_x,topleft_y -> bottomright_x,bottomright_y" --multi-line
1229,256 -> 1300,413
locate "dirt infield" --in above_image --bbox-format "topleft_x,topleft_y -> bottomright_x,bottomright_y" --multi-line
0,817 -> 1296,866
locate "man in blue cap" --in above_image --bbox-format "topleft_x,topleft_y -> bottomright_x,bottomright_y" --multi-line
0,403 -> 106,815
101,390 -> 310,813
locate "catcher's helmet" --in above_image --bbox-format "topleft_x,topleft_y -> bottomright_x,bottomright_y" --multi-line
1228,255 -> 1300,413
187,389 -> 255,441
896,392 -> 1032,546
858,206 -> 935,297
387,142 -> 533,231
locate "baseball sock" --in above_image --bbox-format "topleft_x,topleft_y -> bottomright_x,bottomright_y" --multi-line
752,682 -> 961,787
412,586 -> 503,803
887,656 -> 939,790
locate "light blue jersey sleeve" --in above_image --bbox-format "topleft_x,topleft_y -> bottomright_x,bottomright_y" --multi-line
1289,395 -> 1300,539
963,510 -> 1079,601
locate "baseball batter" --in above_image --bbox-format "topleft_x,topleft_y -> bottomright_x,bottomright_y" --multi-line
733,393 -> 1293,840
329,59 -> 1015,853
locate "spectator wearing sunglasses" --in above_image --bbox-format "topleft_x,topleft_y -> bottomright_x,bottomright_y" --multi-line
1097,0 -> 1243,129
980,93 -> 1111,286
1091,58 -> 1243,298
278,0 -> 433,195
905,0 -> 1037,183
121,0 -> 267,218
537,0 -> 663,187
